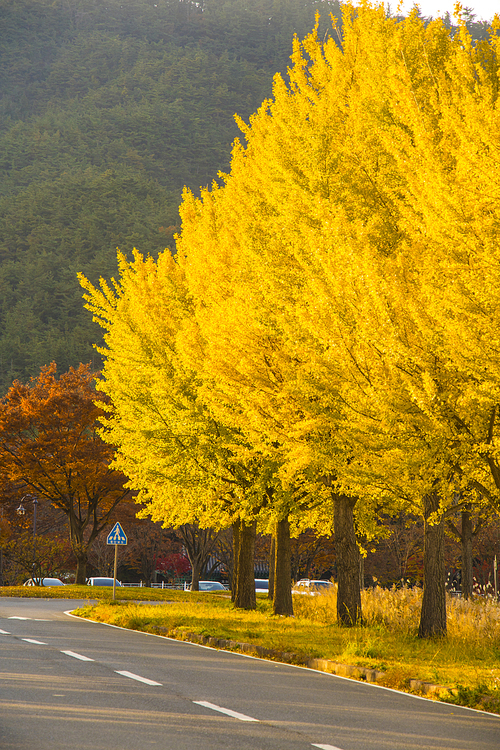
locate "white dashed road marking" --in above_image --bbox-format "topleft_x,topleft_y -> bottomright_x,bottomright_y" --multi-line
22,638 -> 47,645
4,613 -> 346,748
115,670 -> 162,686
5,616 -> 49,621
193,701 -> 259,722
61,650 -> 94,661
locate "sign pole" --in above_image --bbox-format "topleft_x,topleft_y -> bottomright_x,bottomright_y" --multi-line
106,522 -> 127,600
113,544 -> 118,601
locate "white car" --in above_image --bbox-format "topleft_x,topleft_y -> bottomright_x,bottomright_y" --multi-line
87,577 -> 122,587
23,577 -> 65,587
292,579 -> 335,596
184,581 -> 227,591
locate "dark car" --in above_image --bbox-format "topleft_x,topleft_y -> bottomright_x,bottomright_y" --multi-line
255,579 -> 269,593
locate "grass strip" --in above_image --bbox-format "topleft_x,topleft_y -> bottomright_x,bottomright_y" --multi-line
0,584 -> 191,601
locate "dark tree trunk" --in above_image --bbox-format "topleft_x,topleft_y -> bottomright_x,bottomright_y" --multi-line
268,534 -> 275,601
74,552 -> 87,585
418,492 -> 447,638
190,559 -> 201,591
334,493 -> 362,626
461,508 -> 474,600
178,523 -> 219,592
231,519 -> 240,603
273,517 -> 293,616
69,523 -> 88,585
234,519 -> 256,610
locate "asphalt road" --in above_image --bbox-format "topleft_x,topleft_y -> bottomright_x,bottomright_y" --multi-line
1,597 -> 499,750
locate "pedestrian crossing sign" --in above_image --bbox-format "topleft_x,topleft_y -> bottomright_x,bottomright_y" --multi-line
107,522 -> 128,546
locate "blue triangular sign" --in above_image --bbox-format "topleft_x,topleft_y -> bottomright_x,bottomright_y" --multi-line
107,522 -> 128,545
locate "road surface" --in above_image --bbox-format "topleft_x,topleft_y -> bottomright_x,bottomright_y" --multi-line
1,597 -> 499,750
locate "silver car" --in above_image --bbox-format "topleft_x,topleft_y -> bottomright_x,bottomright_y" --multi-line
292,579 -> 335,596
23,577 -> 65,587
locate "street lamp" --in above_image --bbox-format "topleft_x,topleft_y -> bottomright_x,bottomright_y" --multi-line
31,496 -> 38,540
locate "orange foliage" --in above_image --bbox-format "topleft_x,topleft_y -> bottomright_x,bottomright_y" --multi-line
0,362 -> 129,582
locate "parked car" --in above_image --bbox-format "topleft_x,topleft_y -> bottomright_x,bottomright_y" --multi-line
255,579 -> 269,593
184,581 -> 227,592
23,577 -> 65,587
292,579 -> 335,596
87,577 -> 122,587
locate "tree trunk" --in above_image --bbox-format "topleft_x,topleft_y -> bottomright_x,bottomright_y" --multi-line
461,508 -> 474,600
74,552 -> 87,585
334,493 -> 362,626
234,519 -> 256,610
189,558 -> 202,591
178,523 -> 219,592
231,519 -> 240,603
418,492 -> 447,638
69,523 -> 88,585
268,534 -> 275,601
273,517 -> 293,616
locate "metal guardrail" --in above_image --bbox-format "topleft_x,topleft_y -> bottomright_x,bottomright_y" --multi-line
121,582 -> 185,589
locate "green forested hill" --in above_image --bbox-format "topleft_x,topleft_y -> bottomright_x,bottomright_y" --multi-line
0,0 -> 489,393
0,0 -> 344,391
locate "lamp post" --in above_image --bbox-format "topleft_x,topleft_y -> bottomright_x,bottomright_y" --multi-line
494,554 -> 498,600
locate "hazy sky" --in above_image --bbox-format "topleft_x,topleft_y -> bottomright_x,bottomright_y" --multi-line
397,1 -> 498,21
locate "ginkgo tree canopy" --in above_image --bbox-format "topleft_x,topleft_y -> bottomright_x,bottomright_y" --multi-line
80,2 -> 500,630
174,2 -> 500,631
79,250 -> 294,540
177,2 -> 500,511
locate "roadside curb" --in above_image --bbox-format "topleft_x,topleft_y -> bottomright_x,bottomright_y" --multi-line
157,628 -> 385,683
157,629 -> 453,697
407,679 -> 452,698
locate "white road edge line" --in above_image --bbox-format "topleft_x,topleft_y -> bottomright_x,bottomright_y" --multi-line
22,638 -> 47,645
115,670 -> 162,686
193,700 -> 259,722
0,629 -> 10,634
8,616 -> 29,620
61,650 -> 94,661
312,744 -> 345,750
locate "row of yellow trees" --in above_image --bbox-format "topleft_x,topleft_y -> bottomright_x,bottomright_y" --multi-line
80,3 -> 500,635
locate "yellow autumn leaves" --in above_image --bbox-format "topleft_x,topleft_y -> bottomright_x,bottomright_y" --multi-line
80,3 -> 500,626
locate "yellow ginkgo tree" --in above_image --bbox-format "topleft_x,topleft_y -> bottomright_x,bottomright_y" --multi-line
176,2 -> 500,634
80,2 -> 500,634
79,251 -> 272,605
